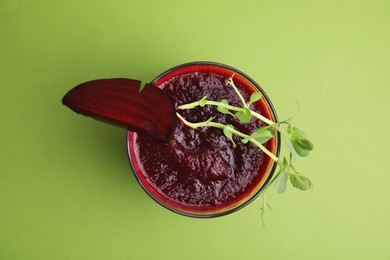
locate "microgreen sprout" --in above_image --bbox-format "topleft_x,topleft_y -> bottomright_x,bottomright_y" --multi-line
225,74 -> 248,107
176,74 -> 314,226
176,113 -> 278,161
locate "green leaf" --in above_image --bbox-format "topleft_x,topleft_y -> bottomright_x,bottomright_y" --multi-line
252,127 -> 275,143
216,100 -> 236,118
297,139 -> 314,150
287,125 -> 306,139
199,96 -> 208,107
292,139 -> 313,157
235,107 -> 252,123
277,171 -> 288,193
241,127 -> 275,144
290,174 -> 312,191
274,158 -> 288,193
287,126 -> 314,157
293,142 -> 310,157
223,125 -> 236,148
217,99 -> 229,114
248,92 -> 262,105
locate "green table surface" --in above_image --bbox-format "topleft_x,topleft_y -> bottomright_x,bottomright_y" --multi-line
1,0 -> 389,259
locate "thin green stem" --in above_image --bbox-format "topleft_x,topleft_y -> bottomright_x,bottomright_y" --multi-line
206,100 -> 241,111
250,110 -> 275,125
178,100 -> 242,112
177,100 -> 200,110
226,75 -> 248,107
251,139 -> 279,162
178,99 -> 277,126
176,113 -> 279,162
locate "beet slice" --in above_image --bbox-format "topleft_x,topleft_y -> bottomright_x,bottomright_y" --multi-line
62,78 -> 176,142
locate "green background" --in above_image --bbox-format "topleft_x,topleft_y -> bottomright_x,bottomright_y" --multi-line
1,0 -> 389,259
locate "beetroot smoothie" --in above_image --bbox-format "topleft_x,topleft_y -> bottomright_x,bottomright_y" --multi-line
128,63 -> 279,217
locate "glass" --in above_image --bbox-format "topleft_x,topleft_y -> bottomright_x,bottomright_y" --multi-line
127,62 -> 280,217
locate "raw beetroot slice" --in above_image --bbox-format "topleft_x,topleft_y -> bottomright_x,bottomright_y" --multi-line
62,78 -> 176,142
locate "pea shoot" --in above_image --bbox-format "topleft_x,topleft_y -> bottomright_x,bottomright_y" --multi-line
176,74 -> 314,225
